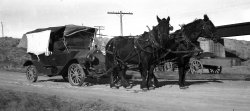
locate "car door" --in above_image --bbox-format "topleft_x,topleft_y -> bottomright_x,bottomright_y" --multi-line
49,40 -> 69,67
48,51 -> 68,67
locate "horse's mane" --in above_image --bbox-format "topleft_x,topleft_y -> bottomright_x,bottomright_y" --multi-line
141,31 -> 148,37
182,19 -> 203,39
183,19 -> 203,31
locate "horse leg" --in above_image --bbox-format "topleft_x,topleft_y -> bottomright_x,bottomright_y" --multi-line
182,61 -> 190,88
147,65 -> 157,90
110,72 -> 118,89
177,61 -> 189,89
153,72 -> 159,88
152,65 -> 159,88
178,65 -> 185,89
139,66 -> 148,90
110,68 -> 120,89
118,66 -> 132,89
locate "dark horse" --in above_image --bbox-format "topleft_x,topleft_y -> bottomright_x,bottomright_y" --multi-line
149,14 -> 218,89
105,16 -> 172,90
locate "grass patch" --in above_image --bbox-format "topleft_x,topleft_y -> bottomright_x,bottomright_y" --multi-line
0,88 -> 129,111
0,37 -> 29,73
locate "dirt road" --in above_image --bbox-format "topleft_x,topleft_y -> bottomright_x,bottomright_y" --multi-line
0,70 -> 250,111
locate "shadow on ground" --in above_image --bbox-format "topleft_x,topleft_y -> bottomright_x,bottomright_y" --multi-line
37,76 -> 111,85
130,79 -> 223,88
36,75 -> 223,89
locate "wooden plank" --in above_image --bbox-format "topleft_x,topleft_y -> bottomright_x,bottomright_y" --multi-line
216,22 -> 250,37
200,58 -> 232,67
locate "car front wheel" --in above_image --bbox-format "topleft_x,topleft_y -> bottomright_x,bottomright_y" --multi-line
68,63 -> 85,86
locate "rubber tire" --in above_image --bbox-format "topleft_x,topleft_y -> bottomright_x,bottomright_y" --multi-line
26,65 -> 38,82
68,63 -> 85,86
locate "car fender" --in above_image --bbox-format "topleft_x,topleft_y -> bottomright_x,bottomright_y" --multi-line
23,60 -> 33,66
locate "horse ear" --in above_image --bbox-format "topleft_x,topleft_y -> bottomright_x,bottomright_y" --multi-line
204,14 -> 209,21
167,16 -> 170,22
157,16 -> 161,23
179,24 -> 184,28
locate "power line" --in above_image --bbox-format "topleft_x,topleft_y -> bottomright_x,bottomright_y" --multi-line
107,11 -> 133,36
1,21 -> 4,37
94,26 -> 104,37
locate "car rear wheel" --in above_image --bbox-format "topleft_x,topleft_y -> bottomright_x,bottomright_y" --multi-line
26,65 -> 38,82
68,63 -> 85,86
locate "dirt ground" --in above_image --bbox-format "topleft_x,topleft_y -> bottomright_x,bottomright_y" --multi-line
0,70 -> 250,111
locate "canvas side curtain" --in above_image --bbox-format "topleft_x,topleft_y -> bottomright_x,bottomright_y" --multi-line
26,30 -> 51,55
17,34 -> 28,48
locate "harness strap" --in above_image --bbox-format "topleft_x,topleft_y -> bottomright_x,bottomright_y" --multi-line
152,49 -> 171,64
169,49 -> 202,54
107,39 -> 140,68
147,26 -> 162,49
135,38 -> 153,53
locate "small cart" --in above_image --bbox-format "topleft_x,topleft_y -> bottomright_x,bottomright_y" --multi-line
189,52 -> 240,74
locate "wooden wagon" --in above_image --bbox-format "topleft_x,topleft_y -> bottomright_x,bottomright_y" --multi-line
156,22 -> 250,74
189,54 -> 241,74
155,39 -> 241,74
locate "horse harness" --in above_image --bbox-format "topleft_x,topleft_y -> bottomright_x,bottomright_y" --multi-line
106,30 -> 163,70
106,22 -> 206,70
152,27 -> 204,65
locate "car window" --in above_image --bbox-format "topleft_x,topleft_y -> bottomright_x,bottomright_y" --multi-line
66,34 -> 92,49
53,40 -> 65,51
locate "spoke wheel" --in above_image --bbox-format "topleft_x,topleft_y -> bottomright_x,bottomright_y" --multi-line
68,63 -> 85,86
189,59 -> 203,74
26,65 -> 38,82
209,66 -> 222,74
164,62 -> 173,71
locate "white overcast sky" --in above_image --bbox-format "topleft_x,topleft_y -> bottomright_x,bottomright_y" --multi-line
0,0 -> 250,40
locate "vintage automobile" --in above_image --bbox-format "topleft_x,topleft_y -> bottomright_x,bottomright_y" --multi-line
18,25 -> 105,86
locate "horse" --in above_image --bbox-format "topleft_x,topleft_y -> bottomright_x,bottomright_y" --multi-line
105,16 -> 172,90
150,14 -> 218,89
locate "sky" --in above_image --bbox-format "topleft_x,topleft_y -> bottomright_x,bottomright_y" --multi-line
0,0 -> 250,40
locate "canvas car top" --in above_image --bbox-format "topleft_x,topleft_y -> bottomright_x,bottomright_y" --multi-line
17,25 -> 97,56
25,25 -> 97,37
18,25 -> 97,48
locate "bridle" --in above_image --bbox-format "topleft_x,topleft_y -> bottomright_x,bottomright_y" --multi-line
200,20 -> 217,42
173,20 -> 217,54
146,26 -> 162,49
146,22 -> 172,50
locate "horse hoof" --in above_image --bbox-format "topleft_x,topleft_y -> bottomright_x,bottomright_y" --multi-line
179,86 -> 189,89
124,85 -> 133,89
111,86 -> 119,89
148,87 -> 155,90
142,88 -> 148,91
153,85 -> 159,88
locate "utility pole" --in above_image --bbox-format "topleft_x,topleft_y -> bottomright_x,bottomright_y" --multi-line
107,11 -> 133,36
1,21 -> 4,37
94,26 -> 104,37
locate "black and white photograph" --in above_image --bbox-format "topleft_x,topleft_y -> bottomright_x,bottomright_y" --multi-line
0,0 -> 250,111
